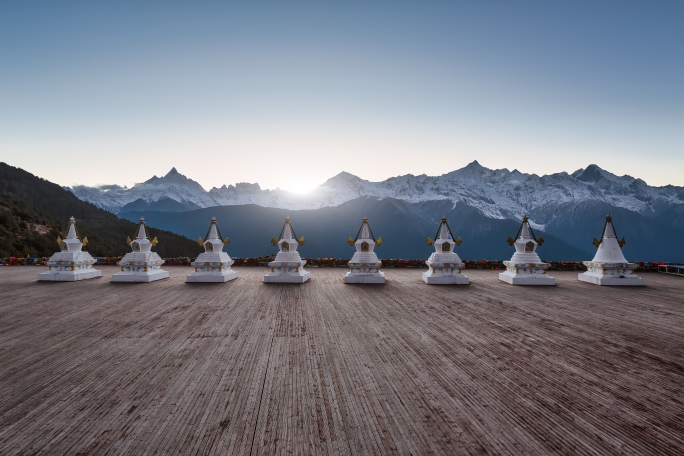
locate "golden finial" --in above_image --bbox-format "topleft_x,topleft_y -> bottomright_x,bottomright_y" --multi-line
126,236 -> 132,244
592,237 -> 601,248
427,237 -> 434,246
298,235 -> 305,246
606,213 -> 612,221
455,236 -> 462,247
376,236 -> 383,247
271,237 -> 278,246
618,237 -> 626,248
197,236 -> 204,246
151,237 -> 158,246
347,236 -> 354,246
507,236 -> 515,246
537,236 -> 544,247
223,237 -> 230,246
57,236 -> 62,246
522,214 -> 529,222
82,236 -> 88,246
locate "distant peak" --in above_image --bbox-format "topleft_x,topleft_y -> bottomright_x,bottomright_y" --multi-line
575,164 -> 606,183
333,171 -> 357,179
467,160 -> 482,167
571,168 -> 584,178
165,167 -> 180,177
324,171 -> 362,183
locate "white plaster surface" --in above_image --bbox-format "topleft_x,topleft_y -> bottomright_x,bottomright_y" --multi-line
499,272 -> 556,285
344,271 -> 386,284
188,270 -> 238,283
39,268 -> 101,282
423,217 -> 469,285
578,216 -> 644,286
187,217 -> 238,283
39,217 -> 102,282
499,219 -> 555,286
422,272 -> 469,285
111,217 -> 169,283
111,269 -> 170,283
345,217 -> 384,284
264,270 -> 311,283
264,217 -> 310,283
578,272 -> 645,286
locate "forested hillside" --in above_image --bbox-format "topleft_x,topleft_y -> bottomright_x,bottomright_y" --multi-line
0,163 -> 202,258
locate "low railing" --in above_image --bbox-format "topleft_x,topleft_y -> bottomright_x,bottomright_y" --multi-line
658,264 -> 684,277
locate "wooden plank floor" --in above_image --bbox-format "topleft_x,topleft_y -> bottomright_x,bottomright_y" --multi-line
0,266 -> 683,455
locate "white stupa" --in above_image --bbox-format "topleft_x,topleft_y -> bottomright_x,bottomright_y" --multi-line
187,217 -> 237,283
111,217 -> 169,283
423,216 -> 469,285
264,216 -> 310,283
345,217 -> 385,284
39,217 -> 101,281
578,214 -> 644,286
499,215 -> 555,285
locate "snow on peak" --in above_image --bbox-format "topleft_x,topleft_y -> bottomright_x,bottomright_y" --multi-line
71,163 -> 684,220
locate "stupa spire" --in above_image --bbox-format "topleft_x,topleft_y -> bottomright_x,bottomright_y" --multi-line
361,217 -> 370,240
520,218 -> 531,240
603,214 -> 618,239
207,217 -> 219,240
136,217 -> 147,240
283,216 -> 293,239
439,216 -> 449,240
66,216 -> 78,240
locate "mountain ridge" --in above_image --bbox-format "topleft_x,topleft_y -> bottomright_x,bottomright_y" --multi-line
72,162 -> 684,227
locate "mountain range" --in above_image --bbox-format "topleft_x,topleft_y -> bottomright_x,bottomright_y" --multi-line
72,162 -> 684,230
67,162 -> 684,262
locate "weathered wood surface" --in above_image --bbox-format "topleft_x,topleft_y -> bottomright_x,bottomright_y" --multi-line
1,266 -> 683,455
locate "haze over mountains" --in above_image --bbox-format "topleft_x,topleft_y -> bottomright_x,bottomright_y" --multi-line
69,162 -> 684,262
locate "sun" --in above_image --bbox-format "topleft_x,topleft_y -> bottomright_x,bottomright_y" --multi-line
280,181 -> 319,194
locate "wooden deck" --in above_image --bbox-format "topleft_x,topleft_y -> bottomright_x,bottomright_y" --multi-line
1,266 -> 683,455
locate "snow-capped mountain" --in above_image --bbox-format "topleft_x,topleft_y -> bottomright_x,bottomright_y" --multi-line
73,168 -> 215,214
72,162 -> 684,227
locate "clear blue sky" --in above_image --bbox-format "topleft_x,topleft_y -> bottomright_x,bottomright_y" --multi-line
1,0 -> 682,191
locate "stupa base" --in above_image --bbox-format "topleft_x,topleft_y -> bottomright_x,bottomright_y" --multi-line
38,269 -> 102,282
111,270 -> 170,283
264,271 -> 310,283
578,272 -> 645,286
187,270 -> 238,283
344,271 -> 386,284
499,271 -> 556,286
422,272 -> 469,285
